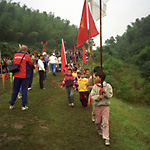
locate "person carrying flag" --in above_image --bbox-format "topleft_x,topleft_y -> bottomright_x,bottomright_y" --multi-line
91,71 -> 113,146
87,66 -> 101,122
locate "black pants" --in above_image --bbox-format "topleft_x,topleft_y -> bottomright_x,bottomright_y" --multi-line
39,71 -> 44,89
79,91 -> 88,107
28,69 -> 33,88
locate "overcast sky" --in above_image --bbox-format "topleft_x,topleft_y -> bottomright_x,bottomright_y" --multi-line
12,0 -> 150,46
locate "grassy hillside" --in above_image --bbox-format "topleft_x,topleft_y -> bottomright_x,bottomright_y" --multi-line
91,51 -> 150,104
0,72 -> 149,150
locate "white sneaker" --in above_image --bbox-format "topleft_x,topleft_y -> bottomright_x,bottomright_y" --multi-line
71,103 -> 74,107
18,93 -> 22,99
28,87 -> 32,91
92,118 -> 95,123
105,139 -> 110,146
9,105 -> 15,110
21,106 -> 29,111
98,130 -> 102,136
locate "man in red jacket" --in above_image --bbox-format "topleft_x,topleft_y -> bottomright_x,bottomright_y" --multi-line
9,45 -> 33,111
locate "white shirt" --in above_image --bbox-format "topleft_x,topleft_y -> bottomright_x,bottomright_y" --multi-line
38,59 -> 45,71
57,57 -> 62,64
49,55 -> 57,64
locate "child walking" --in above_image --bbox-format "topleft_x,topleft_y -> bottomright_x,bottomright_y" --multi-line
78,71 -> 89,108
87,66 -> 101,123
91,71 -> 113,146
63,64 -> 69,76
85,69 -> 91,79
60,69 -> 76,107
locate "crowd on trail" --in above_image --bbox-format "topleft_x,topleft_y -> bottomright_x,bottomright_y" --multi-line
0,57 -> 12,74
6,44 -> 113,146
60,63 -> 113,146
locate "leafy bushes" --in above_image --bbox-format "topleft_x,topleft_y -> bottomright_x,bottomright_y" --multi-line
98,15 -> 150,104
92,51 -> 150,104
136,46 -> 150,80
0,42 -> 17,58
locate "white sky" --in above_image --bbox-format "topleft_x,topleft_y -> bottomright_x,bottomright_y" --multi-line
12,0 -> 150,46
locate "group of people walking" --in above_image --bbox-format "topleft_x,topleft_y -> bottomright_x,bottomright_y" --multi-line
60,64 -> 113,146
38,52 -> 58,89
8,45 -> 113,146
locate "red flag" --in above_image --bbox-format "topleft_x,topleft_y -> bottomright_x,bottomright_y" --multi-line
41,41 -> 43,44
46,41 -> 48,45
76,0 -> 99,48
74,46 -> 76,62
18,44 -> 21,51
2,74 -> 5,91
88,3 -> 99,38
83,45 -> 87,64
61,39 -> 67,75
43,46 -> 46,52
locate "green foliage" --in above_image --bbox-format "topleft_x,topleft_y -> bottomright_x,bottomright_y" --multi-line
135,46 -> 150,80
105,16 -> 150,59
104,15 -> 150,80
100,15 -> 150,103
0,0 -> 78,56
0,42 -> 17,58
92,50 -> 150,104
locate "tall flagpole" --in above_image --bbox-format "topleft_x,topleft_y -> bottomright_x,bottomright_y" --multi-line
0,50 -> 2,74
100,0 -> 103,87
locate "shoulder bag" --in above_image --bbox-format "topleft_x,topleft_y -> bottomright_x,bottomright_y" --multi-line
8,54 -> 26,73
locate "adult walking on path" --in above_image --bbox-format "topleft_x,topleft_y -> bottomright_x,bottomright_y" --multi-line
28,51 -> 34,91
43,52 -> 49,80
38,55 -> 45,90
49,53 -> 57,76
57,55 -> 61,72
9,45 -> 33,111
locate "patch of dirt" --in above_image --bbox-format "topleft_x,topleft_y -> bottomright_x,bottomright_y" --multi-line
2,123 -> 8,127
13,123 -> 23,129
40,125 -> 49,129
0,133 -> 23,143
39,119 -> 50,130
7,136 -> 22,141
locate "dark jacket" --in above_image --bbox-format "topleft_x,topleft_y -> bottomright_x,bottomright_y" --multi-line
61,75 -> 76,87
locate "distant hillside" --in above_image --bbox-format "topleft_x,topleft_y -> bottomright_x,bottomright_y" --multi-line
91,15 -> 150,104
104,15 -> 150,80
0,0 -> 78,55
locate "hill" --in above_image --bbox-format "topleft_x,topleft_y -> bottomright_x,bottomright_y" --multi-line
104,15 -> 150,80
0,0 -> 78,56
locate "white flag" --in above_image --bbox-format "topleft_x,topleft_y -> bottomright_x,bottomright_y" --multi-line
88,0 -> 109,21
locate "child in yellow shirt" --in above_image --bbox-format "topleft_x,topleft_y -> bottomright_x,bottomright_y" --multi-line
78,71 -> 89,108
72,67 -> 77,78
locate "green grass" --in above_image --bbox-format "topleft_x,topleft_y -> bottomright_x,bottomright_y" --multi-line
0,72 -> 150,150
